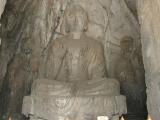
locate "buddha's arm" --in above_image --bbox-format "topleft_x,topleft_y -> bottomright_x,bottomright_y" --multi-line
88,44 -> 107,79
45,40 -> 66,79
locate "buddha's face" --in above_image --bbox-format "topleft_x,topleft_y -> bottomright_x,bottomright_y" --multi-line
65,5 -> 88,33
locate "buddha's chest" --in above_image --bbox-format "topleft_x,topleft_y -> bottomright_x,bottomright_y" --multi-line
62,44 -> 91,80
65,47 -> 88,67
64,40 -> 88,60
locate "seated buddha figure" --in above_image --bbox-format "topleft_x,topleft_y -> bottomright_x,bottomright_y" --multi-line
22,4 -> 126,120
33,4 -> 120,96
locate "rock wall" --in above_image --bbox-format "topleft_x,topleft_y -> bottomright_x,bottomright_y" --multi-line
0,0 -> 6,19
0,0 -> 6,45
105,0 -> 146,113
0,0 -> 145,118
138,0 -> 160,120
125,0 -> 137,17
0,0 -> 61,116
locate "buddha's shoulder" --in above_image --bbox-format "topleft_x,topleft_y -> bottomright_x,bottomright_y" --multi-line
53,37 -> 66,43
47,37 -> 65,50
51,36 -> 68,47
86,36 -> 103,49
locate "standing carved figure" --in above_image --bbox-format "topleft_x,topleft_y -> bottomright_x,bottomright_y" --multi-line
115,36 -> 146,113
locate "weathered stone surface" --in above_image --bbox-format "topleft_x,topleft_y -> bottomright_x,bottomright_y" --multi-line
22,95 -> 126,120
114,36 -> 146,113
31,79 -> 120,97
106,0 -> 140,76
22,78 -> 126,120
22,4 -> 127,120
0,0 -> 142,118
0,0 -> 6,89
0,0 -> 60,116
0,0 -> 6,18
125,0 -> 137,17
138,0 -> 160,120
0,0 -> 6,46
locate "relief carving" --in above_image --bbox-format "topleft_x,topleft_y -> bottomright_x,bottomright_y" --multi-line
22,4 -> 127,120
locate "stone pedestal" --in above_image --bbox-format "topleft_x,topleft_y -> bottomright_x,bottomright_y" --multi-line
22,79 -> 127,120
23,95 -> 126,120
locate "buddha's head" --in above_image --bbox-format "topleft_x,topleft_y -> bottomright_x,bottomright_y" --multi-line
64,4 -> 88,33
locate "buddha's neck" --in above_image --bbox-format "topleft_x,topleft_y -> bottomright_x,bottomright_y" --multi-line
70,32 -> 83,40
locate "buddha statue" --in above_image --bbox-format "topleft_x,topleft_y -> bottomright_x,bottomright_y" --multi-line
22,4 -> 127,120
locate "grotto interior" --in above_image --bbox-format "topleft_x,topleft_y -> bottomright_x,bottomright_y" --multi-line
0,0 -> 159,120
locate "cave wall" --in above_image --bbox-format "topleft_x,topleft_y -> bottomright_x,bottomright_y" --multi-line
125,0 -> 137,17
138,0 -> 160,120
0,0 -> 61,115
0,0 -> 6,19
0,0 -> 146,118
0,0 -> 6,45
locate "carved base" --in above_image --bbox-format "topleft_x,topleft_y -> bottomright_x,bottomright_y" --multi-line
29,115 -> 119,120
22,95 -> 126,120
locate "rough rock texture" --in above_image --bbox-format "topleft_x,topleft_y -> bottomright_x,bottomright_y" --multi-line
125,0 -> 137,17
105,0 -> 146,114
0,0 -> 6,19
0,0 -> 145,118
0,0 -> 6,45
22,5 -> 127,119
0,0 -> 60,116
114,36 -> 146,113
138,0 -> 160,120
23,92 -> 126,120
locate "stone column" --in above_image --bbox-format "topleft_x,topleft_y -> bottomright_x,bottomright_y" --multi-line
138,0 -> 160,120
